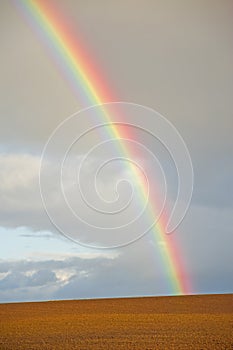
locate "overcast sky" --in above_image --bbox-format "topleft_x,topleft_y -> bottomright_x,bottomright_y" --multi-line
0,0 -> 232,302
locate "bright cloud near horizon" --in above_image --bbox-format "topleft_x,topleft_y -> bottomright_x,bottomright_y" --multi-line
0,0 -> 232,303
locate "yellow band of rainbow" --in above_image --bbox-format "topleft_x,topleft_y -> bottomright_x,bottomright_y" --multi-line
18,0 -> 191,295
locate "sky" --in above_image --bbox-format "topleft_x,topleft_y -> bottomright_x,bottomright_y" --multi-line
0,0 -> 232,302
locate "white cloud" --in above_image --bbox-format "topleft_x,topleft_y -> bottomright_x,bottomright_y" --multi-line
0,153 -> 40,190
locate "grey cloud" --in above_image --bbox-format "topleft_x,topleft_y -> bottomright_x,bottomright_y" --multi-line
191,153 -> 233,208
0,240 -> 171,302
0,0 -> 232,150
0,269 -> 57,291
0,233 -> 232,303
0,0 -> 232,299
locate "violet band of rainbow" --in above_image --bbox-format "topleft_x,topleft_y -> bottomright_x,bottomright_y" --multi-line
18,0 -> 191,295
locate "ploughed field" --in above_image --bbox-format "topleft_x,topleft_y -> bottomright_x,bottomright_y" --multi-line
0,294 -> 232,349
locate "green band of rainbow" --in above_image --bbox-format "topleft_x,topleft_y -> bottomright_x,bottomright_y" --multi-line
18,0 -> 191,295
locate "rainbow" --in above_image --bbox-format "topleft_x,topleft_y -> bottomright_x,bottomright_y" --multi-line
18,0 -> 191,295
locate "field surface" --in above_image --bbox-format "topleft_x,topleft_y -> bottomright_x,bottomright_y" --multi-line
0,294 -> 232,349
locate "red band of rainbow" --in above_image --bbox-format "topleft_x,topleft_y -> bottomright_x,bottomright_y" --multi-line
18,0 -> 191,295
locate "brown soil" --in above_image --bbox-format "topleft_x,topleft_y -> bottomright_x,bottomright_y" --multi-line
0,294 -> 232,349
